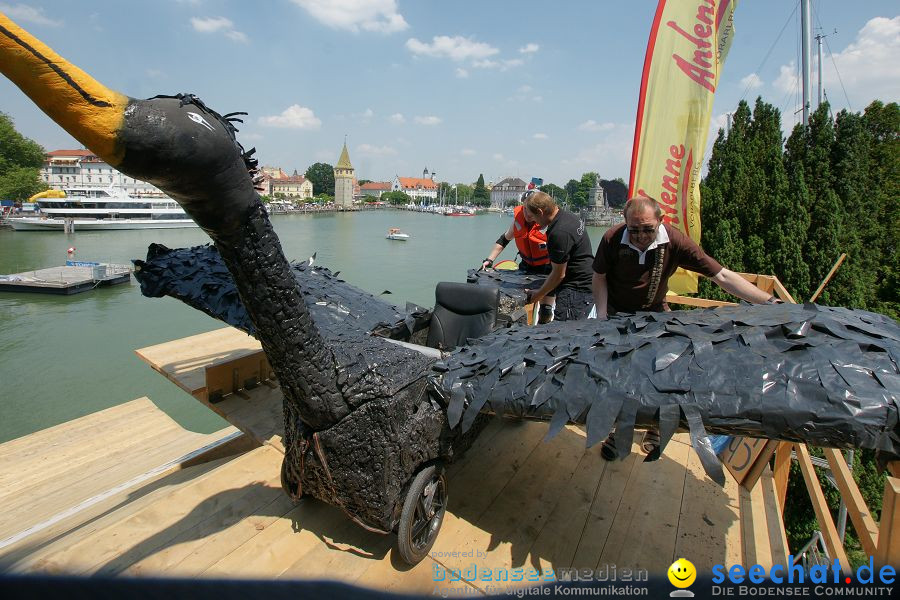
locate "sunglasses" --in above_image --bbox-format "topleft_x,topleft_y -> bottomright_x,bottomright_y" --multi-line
520,189 -> 536,202
627,226 -> 657,235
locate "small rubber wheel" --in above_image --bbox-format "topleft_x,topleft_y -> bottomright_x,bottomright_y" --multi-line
397,465 -> 447,565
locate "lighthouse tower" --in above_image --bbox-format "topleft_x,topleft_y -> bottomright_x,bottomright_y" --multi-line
334,141 -> 355,210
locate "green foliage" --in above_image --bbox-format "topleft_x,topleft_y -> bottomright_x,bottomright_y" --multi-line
0,166 -> 46,202
454,183 -> 473,204
381,190 -> 411,206
564,179 -> 579,205
358,179 -> 372,186
703,97 -> 898,564
312,193 -> 333,204
304,162 -> 335,196
0,112 -> 47,201
540,183 -> 566,200
473,174 -> 489,201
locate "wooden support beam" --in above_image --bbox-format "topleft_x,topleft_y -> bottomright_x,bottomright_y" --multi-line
809,253 -> 847,303
795,444 -> 852,573
823,448 -> 879,557
875,477 -> 900,568
666,294 -> 737,308
772,278 -> 797,304
773,442 -> 793,513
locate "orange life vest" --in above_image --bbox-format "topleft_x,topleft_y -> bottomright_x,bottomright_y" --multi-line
513,205 -> 550,267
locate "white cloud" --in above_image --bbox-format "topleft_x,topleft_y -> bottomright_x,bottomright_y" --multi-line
258,105 -> 321,129
566,123 -> 634,179
0,4 -> 62,26
455,68 -> 469,79
518,85 -> 533,94
772,17 -> 900,111
460,149 -> 476,156
190,16 -> 247,42
473,58 -> 524,70
773,61 -> 798,94
493,153 -> 504,161
406,36 -> 499,62
822,17 -> 900,108
414,115 -> 442,126
533,133 -> 548,140
291,0 -> 408,33
389,113 -> 406,124
357,143 -> 396,156
577,120 -> 615,132
740,72 -> 763,90
519,43 -> 540,54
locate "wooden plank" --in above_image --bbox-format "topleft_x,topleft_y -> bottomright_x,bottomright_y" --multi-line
666,294 -> 737,308
204,352 -> 272,403
772,442 -> 793,513
674,448 -> 742,573
596,434 -> 691,572
15,446 -> 282,575
411,424 -> 587,589
875,477 -> 900,568
809,254 -> 847,303
772,278 -> 797,304
569,440 -> 641,569
823,448 -> 879,557
0,455 -> 237,570
794,444 -> 852,573
719,437 -> 778,491
527,432 -> 610,569
738,473 -> 773,567
759,467 -> 790,566
115,469 -> 290,576
135,327 -> 262,397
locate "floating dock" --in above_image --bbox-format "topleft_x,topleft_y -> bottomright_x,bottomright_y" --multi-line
0,262 -> 131,294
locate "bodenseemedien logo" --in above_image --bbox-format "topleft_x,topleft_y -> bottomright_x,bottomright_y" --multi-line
668,558 -> 697,597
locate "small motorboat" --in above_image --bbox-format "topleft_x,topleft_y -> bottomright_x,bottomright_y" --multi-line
386,227 -> 410,241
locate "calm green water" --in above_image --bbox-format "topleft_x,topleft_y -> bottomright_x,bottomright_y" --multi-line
0,210 -> 608,443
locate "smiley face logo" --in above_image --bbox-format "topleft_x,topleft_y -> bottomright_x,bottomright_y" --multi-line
668,558 -> 696,588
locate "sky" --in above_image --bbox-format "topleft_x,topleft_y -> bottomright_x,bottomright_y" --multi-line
1,1 -> 897,187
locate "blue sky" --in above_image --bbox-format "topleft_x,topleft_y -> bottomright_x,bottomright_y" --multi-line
1,1 -> 897,187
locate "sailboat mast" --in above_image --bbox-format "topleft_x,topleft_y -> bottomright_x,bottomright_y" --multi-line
801,0 -> 812,124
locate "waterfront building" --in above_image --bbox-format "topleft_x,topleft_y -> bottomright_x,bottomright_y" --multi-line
360,182 -> 392,199
333,143 -> 355,210
489,176 -> 527,209
391,175 -> 437,203
257,167 -> 313,201
41,149 -> 166,197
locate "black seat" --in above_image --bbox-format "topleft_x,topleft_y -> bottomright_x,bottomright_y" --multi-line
426,282 -> 500,350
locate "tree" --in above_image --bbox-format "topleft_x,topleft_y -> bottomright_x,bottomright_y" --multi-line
599,178 -> 628,208
304,162 -> 335,196
0,112 -> 47,201
381,191 -> 411,206
539,183 -> 565,200
473,174 -> 489,202
358,179 -> 372,186
454,183 -> 473,204
564,179 -> 579,206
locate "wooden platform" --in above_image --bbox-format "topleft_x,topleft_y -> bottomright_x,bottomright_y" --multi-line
0,327 -> 791,593
0,264 -> 131,294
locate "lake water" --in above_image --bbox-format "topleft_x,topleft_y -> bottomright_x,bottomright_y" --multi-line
0,209 -> 608,443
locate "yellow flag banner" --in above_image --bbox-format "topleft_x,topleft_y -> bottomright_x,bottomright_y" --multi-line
628,0 -> 738,293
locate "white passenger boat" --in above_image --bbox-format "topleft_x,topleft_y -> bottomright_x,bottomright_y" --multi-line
8,187 -> 198,231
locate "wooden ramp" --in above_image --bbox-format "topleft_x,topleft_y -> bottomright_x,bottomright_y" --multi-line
0,398 -> 241,562
0,327 -> 790,594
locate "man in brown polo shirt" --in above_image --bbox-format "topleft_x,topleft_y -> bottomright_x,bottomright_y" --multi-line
592,196 -> 777,318
591,195 -> 779,459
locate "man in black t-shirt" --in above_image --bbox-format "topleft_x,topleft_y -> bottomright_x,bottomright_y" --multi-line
522,191 -> 594,321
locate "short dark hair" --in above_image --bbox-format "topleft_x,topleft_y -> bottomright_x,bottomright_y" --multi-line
623,195 -> 662,220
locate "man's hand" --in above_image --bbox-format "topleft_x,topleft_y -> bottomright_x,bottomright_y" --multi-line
525,289 -> 536,304
480,258 -> 494,271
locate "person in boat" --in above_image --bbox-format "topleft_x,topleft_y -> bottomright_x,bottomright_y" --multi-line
591,195 -> 781,459
520,191 -> 595,321
480,189 -> 555,323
